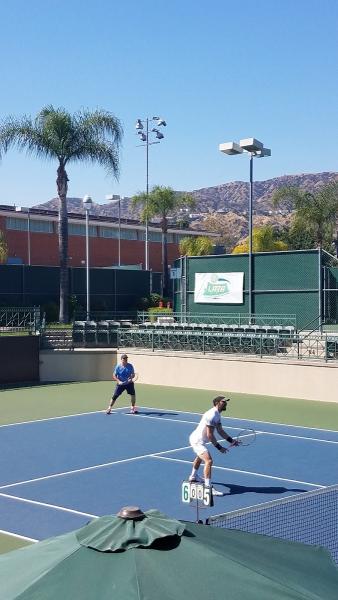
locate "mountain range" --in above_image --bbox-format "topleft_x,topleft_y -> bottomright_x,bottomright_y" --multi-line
34,172 -> 338,225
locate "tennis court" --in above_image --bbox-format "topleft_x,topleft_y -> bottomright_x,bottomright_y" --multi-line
0,382 -> 338,561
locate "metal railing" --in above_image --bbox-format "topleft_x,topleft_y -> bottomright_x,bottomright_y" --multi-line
0,306 -> 41,334
137,311 -> 297,327
73,310 -> 138,323
37,319 -> 338,362
116,328 -> 337,362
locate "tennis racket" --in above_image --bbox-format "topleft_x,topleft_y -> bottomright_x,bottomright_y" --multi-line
232,428 -> 256,447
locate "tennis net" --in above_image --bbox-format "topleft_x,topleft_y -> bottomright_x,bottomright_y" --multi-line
208,484 -> 338,564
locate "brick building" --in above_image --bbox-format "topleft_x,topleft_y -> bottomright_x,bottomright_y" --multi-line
0,205 -> 214,271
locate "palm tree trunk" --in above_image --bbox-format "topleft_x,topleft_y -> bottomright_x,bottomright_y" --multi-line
57,164 -> 69,323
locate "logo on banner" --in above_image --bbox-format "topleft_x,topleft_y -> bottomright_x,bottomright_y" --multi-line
204,274 -> 230,299
194,272 -> 244,304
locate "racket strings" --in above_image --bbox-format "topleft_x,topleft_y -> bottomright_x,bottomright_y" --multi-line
236,429 -> 256,446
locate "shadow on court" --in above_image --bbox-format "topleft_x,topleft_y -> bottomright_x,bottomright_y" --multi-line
213,483 -> 307,496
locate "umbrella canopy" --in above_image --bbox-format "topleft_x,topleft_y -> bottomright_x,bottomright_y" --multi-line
0,507 -> 337,600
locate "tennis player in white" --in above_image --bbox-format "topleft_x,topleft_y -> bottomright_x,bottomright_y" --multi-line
188,396 -> 238,496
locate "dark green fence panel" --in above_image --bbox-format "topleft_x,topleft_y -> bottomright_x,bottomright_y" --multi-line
254,251 -> 319,290
174,250 -> 338,330
0,265 -> 161,317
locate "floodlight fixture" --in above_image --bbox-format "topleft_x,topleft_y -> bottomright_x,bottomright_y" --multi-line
152,128 -> 164,139
239,138 -> 264,153
135,119 -> 143,130
83,194 -> 93,211
219,142 -> 243,155
257,147 -> 271,158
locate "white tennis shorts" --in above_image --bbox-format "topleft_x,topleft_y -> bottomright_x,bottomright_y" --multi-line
189,433 -> 209,457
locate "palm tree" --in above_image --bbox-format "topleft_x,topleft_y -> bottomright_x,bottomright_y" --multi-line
132,186 -> 195,296
272,184 -> 338,250
0,106 -> 122,322
179,236 -> 214,256
0,230 -> 8,264
232,225 -> 288,254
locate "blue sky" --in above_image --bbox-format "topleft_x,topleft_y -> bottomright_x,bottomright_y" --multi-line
0,0 -> 337,207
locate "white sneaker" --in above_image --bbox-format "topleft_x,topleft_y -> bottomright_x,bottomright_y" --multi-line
188,474 -> 204,483
210,487 -> 224,497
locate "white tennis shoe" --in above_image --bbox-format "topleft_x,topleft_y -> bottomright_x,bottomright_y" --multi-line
188,474 -> 204,483
210,487 -> 224,497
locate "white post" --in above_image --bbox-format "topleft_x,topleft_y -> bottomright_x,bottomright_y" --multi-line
85,209 -> 90,321
27,209 -> 31,266
83,195 -> 93,321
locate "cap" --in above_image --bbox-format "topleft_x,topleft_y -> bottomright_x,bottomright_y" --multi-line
121,353 -> 128,359
212,396 -> 230,406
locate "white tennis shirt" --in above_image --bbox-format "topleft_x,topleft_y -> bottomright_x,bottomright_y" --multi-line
190,407 -> 221,444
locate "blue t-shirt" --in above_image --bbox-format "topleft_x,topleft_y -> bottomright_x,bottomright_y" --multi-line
114,363 -> 134,383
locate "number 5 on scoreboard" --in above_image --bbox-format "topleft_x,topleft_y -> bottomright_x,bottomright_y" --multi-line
203,485 -> 214,507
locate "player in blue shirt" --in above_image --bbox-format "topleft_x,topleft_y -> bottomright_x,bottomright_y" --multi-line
106,353 -> 138,414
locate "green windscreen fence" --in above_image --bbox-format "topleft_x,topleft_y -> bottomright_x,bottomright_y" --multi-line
0,266 -> 161,316
174,250 -> 338,330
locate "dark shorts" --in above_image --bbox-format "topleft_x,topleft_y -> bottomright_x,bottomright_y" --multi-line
113,382 -> 135,398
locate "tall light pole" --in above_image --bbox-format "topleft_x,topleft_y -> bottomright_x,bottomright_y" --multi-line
135,116 -> 167,270
15,206 -> 31,265
105,194 -> 122,267
219,138 -> 271,318
83,195 -> 93,321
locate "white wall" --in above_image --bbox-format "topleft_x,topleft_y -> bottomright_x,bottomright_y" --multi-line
40,349 -> 338,403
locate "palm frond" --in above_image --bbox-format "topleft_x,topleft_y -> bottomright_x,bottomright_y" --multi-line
67,139 -> 120,179
76,108 -> 123,145
0,115 -> 60,161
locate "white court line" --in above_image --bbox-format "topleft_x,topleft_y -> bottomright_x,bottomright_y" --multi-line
0,528 -> 38,543
1,404 -> 337,435
132,405 -> 338,434
0,430 -> 326,493
2,407 -> 336,446
0,407 -> 129,429
124,412 -> 338,445
152,455 -> 326,489
0,491 -> 97,519
0,444 -> 192,490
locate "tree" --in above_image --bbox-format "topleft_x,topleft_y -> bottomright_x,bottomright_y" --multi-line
232,225 -> 288,254
277,222 -> 317,252
0,230 -> 8,264
179,236 -> 214,256
0,106 -> 122,322
272,184 -> 338,250
201,212 -> 247,253
132,186 -> 195,296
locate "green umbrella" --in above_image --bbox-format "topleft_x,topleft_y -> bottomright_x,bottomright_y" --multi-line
0,507 -> 337,600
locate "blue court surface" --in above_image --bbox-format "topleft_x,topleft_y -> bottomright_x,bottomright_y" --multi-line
0,406 -> 338,542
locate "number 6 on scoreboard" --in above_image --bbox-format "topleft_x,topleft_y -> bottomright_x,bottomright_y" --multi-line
182,481 -> 190,503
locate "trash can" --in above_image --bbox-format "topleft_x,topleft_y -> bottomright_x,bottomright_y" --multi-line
106,321 -> 120,347
84,321 -> 97,346
97,321 -> 109,346
72,321 -> 86,346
